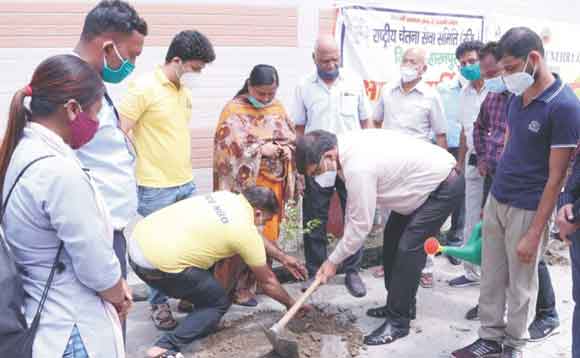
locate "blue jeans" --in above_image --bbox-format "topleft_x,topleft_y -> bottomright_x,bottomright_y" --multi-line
62,326 -> 89,358
536,259 -> 559,322
137,181 -> 197,305
571,232 -> 580,358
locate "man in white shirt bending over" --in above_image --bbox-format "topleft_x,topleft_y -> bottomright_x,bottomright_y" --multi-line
373,47 -> 448,288
296,129 -> 464,346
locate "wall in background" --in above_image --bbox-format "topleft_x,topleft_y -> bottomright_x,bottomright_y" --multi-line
1,0 -> 578,192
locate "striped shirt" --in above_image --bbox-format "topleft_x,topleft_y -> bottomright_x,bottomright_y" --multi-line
472,91 -> 510,174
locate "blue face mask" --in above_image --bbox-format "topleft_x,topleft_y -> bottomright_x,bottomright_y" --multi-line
317,65 -> 340,81
484,76 -> 508,93
460,63 -> 481,81
102,43 -> 135,84
248,96 -> 270,109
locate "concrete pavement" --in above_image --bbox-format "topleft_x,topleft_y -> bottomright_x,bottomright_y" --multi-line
126,252 -> 575,358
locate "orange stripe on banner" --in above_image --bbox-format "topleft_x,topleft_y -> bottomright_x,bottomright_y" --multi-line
0,2 -> 298,48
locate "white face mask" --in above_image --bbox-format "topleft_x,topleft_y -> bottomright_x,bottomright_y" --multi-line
180,71 -> 202,88
502,56 -> 536,96
400,66 -> 419,83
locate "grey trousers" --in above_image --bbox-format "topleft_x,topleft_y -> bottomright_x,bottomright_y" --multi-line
478,195 -> 547,349
463,156 -> 484,281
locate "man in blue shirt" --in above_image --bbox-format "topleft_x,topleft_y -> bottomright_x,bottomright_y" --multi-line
73,0 -> 147,334
452,27 -> 580,358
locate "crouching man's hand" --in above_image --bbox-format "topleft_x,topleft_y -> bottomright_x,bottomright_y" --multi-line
282,255 -> 307,281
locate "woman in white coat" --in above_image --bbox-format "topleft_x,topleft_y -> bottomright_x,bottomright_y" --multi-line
0,54 -> 130,358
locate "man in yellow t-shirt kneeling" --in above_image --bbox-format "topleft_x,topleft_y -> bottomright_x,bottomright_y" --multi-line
129,186 -> 310,358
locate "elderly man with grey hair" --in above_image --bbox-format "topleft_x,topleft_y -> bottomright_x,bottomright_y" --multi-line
292,35 -> 371,298
373,47 -> 447,148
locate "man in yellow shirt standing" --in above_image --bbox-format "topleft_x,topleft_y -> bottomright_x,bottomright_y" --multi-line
119,30 -> 215,330
128,186 -> 309,358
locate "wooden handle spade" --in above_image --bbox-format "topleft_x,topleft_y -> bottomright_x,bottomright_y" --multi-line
275,276 -> 322,331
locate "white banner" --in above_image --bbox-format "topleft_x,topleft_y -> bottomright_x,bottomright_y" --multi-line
486,14 -> 580,97
336,6 -> 484,102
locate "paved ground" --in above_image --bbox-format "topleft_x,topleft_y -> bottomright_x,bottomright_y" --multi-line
126,250 -> 575,358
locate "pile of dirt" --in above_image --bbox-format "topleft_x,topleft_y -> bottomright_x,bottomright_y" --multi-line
195,304 -> 364,358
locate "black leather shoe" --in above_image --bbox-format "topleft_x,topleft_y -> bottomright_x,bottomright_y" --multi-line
345,271 -> 367,298
363,319 -> 409,345
465,304 -> 480,321
366,305 -> 388,318
366,304 -> 416,320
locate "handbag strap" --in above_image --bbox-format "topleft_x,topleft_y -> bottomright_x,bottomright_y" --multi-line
0,154 -> 63,332
1,155 -> 55,221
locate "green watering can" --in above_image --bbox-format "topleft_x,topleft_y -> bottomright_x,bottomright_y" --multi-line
424,222 -> 483,265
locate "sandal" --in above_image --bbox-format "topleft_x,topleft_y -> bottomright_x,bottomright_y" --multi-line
177,299 -> 194,313
366,305 -> 388,318
151,303 -> 178,331
235,297 -> 258,307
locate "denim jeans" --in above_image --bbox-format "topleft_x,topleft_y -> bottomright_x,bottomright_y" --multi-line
571,231 -> 580,358
137,181 -> 197,305
62,325 -> 89,358
130,260 -> 231,352
536,259 -> 559,322
302,175 -> 363,277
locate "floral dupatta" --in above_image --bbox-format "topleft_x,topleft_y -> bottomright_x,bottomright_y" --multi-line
213,96 -> 297,202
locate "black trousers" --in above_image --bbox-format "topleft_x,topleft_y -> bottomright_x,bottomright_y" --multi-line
302,175 -> 363,277
130,260 -> 231,352
112,230 -> 127,340
382,172 -> 465,326
482,173 -> 558,321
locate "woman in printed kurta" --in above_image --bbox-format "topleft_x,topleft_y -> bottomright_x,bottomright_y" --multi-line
213,64 -> 297,305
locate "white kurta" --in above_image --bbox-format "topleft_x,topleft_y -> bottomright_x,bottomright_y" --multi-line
328,129 -> 456,265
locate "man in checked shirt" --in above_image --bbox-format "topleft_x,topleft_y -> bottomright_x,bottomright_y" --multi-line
467,41 -> 561,343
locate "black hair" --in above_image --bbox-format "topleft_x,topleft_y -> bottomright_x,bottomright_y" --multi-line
498,27 -> 545,59
165,30 -> 216,64
295,130 -> 338,175
81,0 -> 148,41
236,64 -> 279,97
0,55 -> 105,198
479,41 -> 501,61
455,40 -> 485,60
242,186 -> 279,214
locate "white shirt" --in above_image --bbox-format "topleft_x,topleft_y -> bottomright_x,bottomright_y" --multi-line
328,129 -> 456,265
76,94 -> 138,229
374,80 -> 447,142
459,82 -> 488,151
292,69 -> 371,135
